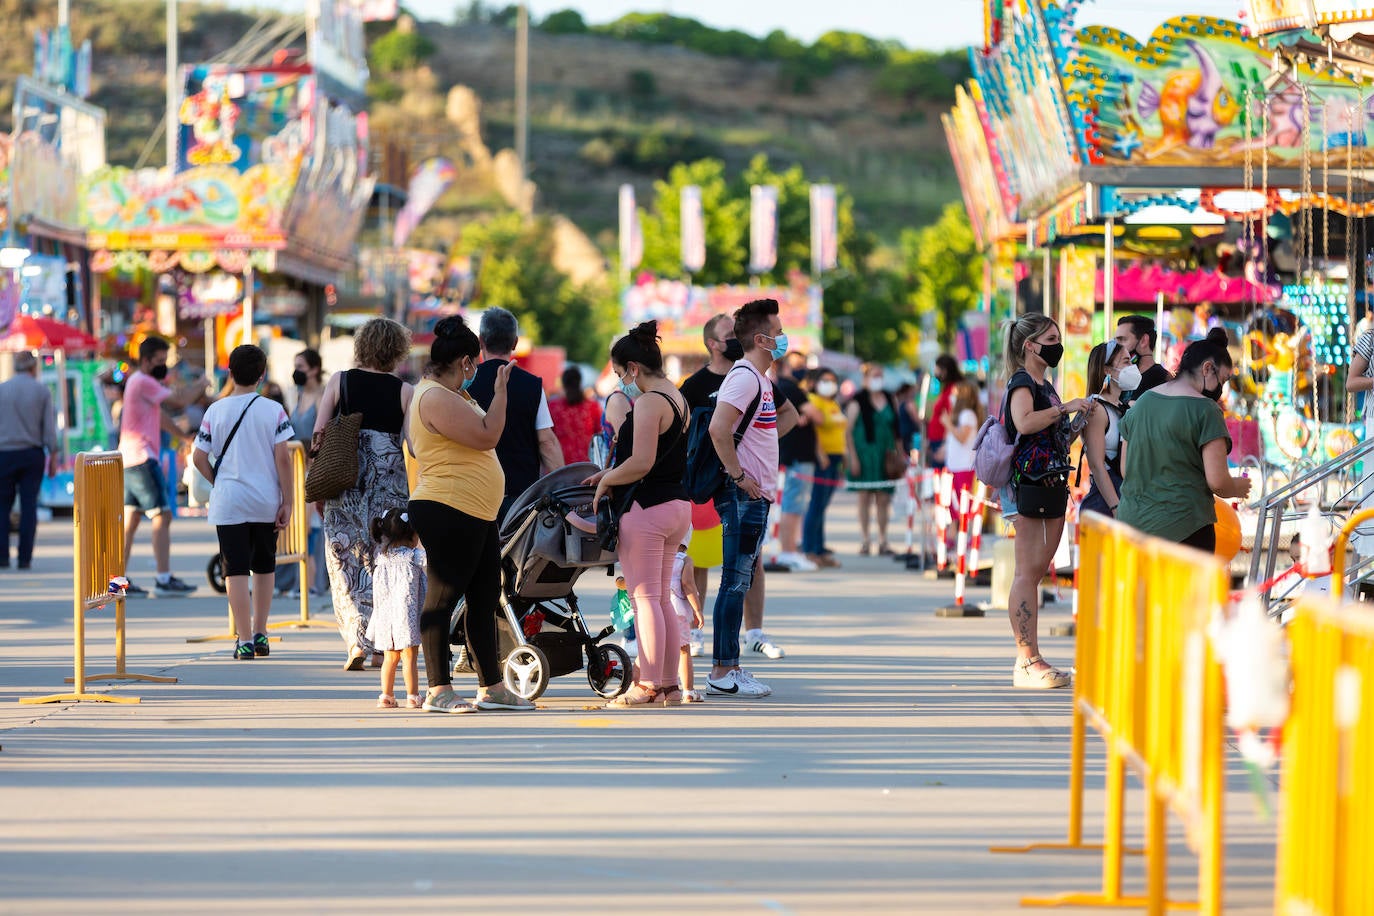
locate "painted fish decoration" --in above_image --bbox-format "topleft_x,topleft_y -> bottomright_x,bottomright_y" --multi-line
1137,40 -> 1239,154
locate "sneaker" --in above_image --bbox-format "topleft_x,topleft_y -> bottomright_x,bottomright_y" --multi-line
233,642 -> 255,660
707,668 -> 772,698
688,628 -> 705,657
743,630 -> 786,659
253,633 -> 270,657
776,552 -> 819,572
153,575 -> 197,597
124,581 -> 150,598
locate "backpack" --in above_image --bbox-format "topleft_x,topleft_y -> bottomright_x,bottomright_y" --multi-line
972,388 -> 1019,489
683,367 -> 764,504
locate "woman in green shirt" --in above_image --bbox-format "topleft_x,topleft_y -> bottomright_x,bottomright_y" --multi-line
1118,328 -> 1252,550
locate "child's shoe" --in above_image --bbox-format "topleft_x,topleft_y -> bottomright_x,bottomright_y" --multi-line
253,633 -> 270,657
405,694 -> 424,709
684,688 -> 705,703
377,693 -> 398,708
234,641 -> 255,660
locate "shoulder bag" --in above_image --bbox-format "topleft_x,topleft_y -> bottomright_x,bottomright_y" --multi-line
304,371 -> 363,503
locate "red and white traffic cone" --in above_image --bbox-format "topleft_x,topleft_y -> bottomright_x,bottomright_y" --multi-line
937,487 -> 984,617
934,470 -> 953,572
967,482 -> 987,585
903,465 -> 918,557
763,467 -> 788,572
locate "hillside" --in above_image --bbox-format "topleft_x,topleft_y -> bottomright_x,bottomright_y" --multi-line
0,1 -> 964,247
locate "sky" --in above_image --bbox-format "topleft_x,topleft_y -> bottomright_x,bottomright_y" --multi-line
236,1 -> 1253,51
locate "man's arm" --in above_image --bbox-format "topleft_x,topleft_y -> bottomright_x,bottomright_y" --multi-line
775,397 -> 799,438
159,406 -> 189,439
538,427 -> 565,473
709,402 -> 764,500
40,388 -> 60,475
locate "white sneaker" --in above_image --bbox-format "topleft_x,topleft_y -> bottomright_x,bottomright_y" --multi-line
707,667 -> 772,698
776,552 -> 819,572
743,630 -> 786,659
688,628 -> 705,657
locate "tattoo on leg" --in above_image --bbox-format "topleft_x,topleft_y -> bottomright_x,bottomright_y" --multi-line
1014,600 -> 1034,648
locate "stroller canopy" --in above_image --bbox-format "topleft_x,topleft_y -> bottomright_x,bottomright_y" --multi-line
500,461 -> 601,540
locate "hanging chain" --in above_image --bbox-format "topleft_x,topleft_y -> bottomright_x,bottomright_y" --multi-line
1348,82 -> 1359,426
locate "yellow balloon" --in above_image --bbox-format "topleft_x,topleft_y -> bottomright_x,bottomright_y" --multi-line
1214,497 -> 1243,562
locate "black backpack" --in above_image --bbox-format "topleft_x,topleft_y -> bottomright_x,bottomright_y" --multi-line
683,367 -> 763,505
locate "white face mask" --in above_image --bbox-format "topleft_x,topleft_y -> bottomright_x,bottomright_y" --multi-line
866,377 -> 885,393
1114,364 -> 1142,393
816,380 -> 838,398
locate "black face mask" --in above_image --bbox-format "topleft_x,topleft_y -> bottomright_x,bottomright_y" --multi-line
150,364 -> 169,381
1036,342 -> 1064,369
1202,368 -> 1225,402
292,369 -> 309,387
790,367 -> 807,382
723,338 -> 745,362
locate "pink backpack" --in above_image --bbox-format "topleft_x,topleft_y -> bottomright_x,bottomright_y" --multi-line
972,389 -> 1019,489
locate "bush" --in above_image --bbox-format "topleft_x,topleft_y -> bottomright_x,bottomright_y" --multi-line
541,9 -> 588,34
627,69 -> 657,108
369,29 -> 436,75
367,79 -> 404,103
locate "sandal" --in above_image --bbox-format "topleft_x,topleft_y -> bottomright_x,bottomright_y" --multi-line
1013,655 -> 1072,689
606,684 -> 665,709
859,541 -> 872,556
657,685 -> 683,707
474,687 -> 536,711
684,688 -> 706,703
405,694 -> 424,709
422,687 -> 478,714
344,652 -> 365,671
376,693 -> 398,709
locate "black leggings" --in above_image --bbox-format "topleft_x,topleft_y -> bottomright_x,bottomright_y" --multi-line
1179,524 -> 1217,554
409,500 -> 503,690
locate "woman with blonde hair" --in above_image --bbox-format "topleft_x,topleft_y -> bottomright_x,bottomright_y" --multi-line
941,379 -> 985,508
998,314 -> 1095,688
313,317 -> 415,670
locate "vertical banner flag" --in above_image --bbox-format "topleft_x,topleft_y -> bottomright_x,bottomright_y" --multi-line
392,158 -> 458,248
810,184 -> 838,275
750,185 -> 779,274
619,184 -> 643,273
680,184 -> 706,274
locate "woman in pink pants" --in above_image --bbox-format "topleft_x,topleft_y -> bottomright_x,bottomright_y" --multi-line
585,320 -> 691,707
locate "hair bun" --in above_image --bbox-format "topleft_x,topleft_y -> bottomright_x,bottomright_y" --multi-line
1205,328 -> 1229,347
630,320 -> 659,341
435,316 -> 467,340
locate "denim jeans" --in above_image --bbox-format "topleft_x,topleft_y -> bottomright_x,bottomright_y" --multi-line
802,455 -> 842,556
0,447 -> 44,567
712,482 -> 771,667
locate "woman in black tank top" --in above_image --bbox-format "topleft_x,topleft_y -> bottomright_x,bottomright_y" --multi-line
311,318 -> 416,670
585,321 -> 692,708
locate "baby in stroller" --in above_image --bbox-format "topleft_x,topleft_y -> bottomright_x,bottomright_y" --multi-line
450,462 -> 632,701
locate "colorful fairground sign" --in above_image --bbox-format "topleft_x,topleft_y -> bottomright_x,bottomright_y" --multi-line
1246,1 -> 1374,38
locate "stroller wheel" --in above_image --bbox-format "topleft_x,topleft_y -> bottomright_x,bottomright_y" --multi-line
587,642 -> 632,699
502,645 -> 550,701
206,554 -> 227,594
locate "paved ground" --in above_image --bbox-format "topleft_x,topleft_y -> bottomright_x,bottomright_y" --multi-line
0,495 -> 1277,914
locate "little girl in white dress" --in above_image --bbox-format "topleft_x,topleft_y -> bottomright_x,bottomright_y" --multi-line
367,508 -> 426,709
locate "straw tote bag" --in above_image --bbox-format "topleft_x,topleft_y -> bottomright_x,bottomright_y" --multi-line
304,372 -> 363,502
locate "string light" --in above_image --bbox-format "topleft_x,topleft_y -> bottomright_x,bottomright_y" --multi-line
1282,282 -> 1351,366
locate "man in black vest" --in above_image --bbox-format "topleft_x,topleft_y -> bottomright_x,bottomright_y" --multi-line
469,308 -> 565,520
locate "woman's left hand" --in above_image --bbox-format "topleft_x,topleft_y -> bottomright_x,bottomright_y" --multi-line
593,478 -> 612,507
582,468 -> 608,487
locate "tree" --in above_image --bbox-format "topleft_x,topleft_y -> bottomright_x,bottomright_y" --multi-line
540,9 -> 588,34
903,202 -> 983,348
452,212 -> 619,364
368,30 -> 435,75
638,158 -> 749,285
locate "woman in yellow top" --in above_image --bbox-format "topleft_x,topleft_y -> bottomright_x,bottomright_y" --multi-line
803,367 -> 848,568
407,317 -> 534,713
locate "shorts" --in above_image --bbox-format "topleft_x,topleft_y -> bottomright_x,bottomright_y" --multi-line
216,522 -> 279,577
780,462 -> 815,514
998,483 -> 1018,523
124,459 -> 172,516
686,522 -> 724,569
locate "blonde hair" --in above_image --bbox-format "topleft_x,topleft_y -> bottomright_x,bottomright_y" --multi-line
353,318 -> 412,372
952,380 -> 985,426
1001,313 -> 1058,376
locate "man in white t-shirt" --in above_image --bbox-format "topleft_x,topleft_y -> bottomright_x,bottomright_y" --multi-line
193,345 -> 295,661
706,298 -> 797,698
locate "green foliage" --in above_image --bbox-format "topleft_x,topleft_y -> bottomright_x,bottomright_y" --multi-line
626,70 -> 658,109
541,9 -> 589,34
577,128 -> 720,176
452,212 -> 619,364
366,79 -> 405,103
876,50 -> 972,104
638,159 -> 749,286
369,29 -> 436,75
902,202 -> 983,347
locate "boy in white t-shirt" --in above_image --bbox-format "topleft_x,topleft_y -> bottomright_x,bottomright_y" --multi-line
193,345 -> 295,661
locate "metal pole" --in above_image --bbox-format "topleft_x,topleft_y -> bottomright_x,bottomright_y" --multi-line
59,0 -> 70,28
243,264 -> 254,348
1155,290 -> 1166,364
1042,247 -> 1052,315
166,0 -> 179,173
1103,217 -> 1116,339
515,2 -> 529,213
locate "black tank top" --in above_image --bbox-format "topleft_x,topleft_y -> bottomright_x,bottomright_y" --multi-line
613,391 -> 688,509
341,369 -> 404,434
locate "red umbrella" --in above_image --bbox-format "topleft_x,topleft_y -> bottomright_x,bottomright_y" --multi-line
1,314 -> 101,352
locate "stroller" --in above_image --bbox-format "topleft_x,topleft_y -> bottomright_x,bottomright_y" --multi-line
451,462 -> 631,701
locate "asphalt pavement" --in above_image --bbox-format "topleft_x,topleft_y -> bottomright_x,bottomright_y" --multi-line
0,494 -> 1277,914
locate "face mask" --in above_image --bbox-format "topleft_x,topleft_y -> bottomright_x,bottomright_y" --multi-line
866,377 -> 885,393
761,333 -> 789,361
459,362 -> 475,392
816,380 -> 838,398
1114,364 -> 1142,393
1035,342 -> 1064,369
618,370 -> 642,400
723,338 -> 745,362
790,367 -> 807,382
1202,367 -> 1224,402
292,369 -> 308,387
150,364 -> 169,381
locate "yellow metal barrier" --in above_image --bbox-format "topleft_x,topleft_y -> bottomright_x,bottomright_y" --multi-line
269,441 -> 332,632
22,452 -> 177,705
188,441 -> 322,642
1277,597 -> 1374,916
1331,506 -> 1374,595
995,513 -> 1229,914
